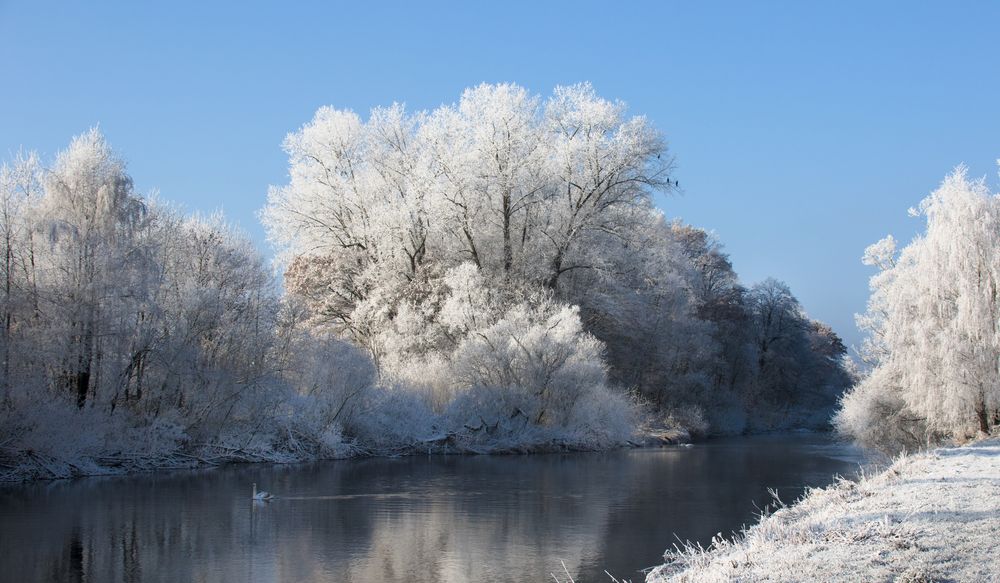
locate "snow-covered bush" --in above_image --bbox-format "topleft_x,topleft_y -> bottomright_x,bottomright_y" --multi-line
343,386 -> 437,452
562,383 -> 637,447
834,368 -> 932,454
449,301 -> 606,426
439,294 -> 635,448
662,404 -> 711,438
0,395 -> 189,480
277,321 -> 378,433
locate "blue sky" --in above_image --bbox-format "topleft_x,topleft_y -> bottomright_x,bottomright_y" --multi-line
2,1 -> 998,349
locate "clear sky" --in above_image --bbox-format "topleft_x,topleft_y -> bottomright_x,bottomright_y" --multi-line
2,1 -> 998,350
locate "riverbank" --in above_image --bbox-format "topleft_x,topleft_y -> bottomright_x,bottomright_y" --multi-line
647,438 -> 1000,582
0,421 -> 694,483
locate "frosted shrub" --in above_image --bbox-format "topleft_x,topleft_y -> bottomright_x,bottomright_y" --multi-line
663,404 -> 711,437
445,298 -> 634,446
450,302 -> 604,425
344,387 -> 437,452
444,384 -> 546,448
564,384 -> 637,447
259,399 -> 354,460
254,323 -> 382,457
0,396 -> 188,479
3,398 -> 109,469
391,353 -> 455,412
118,416 -> 188,459
280,328 -> 377,432
834,368 -> 931,454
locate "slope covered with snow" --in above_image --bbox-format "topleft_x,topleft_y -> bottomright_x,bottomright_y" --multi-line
647,439 -> 1000,582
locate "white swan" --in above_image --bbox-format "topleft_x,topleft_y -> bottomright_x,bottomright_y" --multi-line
252,482 -> 274,501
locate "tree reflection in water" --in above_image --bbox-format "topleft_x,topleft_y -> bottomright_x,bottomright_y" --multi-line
0,435 -> 864,583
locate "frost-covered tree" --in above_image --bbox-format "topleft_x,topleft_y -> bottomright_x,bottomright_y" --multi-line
0,131 -> 390,479
653,226 -> 849,432
263,83 -> 677,437
264,83 -> 856,440
838,166 -> 1000,451
0,152 -> 43,408
732,279 -> 848,429
263,83 -> 673,342
664,223 -> 751,419
565,214 -> 715,411
12,132 -> 289,426
747,279 -> 807,403
34,130 -> 149,407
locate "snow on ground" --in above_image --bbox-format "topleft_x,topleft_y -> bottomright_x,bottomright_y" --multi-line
647,439 -> 1000,582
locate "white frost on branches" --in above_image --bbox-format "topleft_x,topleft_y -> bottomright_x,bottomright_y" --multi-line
838,166 -> 1000,451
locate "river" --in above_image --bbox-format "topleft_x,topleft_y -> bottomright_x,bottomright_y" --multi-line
0,433 -> 865,583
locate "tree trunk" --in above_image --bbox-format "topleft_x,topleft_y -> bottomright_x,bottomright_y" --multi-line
462,225 -> 481,268
2,235 -> 11,408
75,369 -> 90,408
75,323 -> 94,408
502,191 -> 512,273
975,395 -> 990,434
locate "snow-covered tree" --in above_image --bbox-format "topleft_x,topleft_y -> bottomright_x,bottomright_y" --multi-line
0,152 -> 43,408
263,83 -> 674,344
265,83 -> 852,439
263,83 -> 677,436
838,166 -> 1000,450
34,129 -> 149,407
0,130 -> 389,478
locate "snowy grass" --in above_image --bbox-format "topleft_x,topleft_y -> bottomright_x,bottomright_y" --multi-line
646,438 -> 1000,582
551,559 -> 635,583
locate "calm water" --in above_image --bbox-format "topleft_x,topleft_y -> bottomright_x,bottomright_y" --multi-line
0,434 -> 865,583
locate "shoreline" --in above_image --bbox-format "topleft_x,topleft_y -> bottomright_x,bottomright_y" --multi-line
1,426 -> 695,485
646,438 -> 1000,582
1,425 -> 830,485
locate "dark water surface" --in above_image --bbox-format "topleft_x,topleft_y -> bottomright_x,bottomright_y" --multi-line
0,434 -> 865,583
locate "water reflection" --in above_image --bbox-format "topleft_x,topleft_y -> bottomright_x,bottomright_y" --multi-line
0,435 -> 864,583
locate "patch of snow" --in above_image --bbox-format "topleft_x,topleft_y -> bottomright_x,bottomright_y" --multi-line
647,438 -> 1000,582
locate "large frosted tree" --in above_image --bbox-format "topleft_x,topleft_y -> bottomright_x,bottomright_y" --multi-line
35,130 -> 150,407
838,166 -> 1000,450
261,83 -> 674,343
264,83 -> 851,436
262,83 -> 687,434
